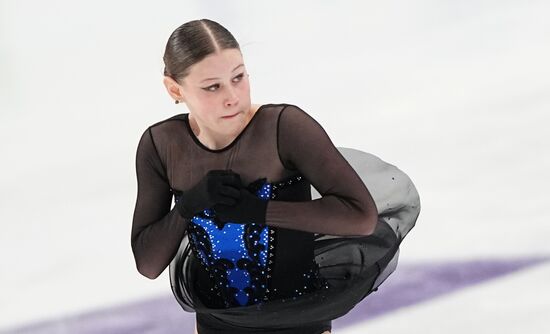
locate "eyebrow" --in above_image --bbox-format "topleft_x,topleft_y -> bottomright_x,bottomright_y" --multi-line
200,64 -> 244,83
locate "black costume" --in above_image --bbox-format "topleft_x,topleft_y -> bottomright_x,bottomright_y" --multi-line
131,103 -> 420,333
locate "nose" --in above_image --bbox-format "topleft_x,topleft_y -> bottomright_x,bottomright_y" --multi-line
224,86 -> 239,107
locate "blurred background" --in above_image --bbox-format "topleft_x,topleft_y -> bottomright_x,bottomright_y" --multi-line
1,0 -> 548,333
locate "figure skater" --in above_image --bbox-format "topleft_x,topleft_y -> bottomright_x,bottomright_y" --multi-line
131,18 -> 419,334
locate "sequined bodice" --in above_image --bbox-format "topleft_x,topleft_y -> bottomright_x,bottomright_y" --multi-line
174,174 -> 327,308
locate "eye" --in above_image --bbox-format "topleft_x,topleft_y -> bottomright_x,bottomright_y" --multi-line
204,84 -> 220,92
202,73 -> 245,92
233,73 -> 244,82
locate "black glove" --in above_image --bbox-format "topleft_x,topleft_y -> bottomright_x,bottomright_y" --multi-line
212,178 -> 269,225
175,169 -> 241,219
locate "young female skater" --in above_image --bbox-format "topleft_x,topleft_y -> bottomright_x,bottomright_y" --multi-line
131,18 -> 417,334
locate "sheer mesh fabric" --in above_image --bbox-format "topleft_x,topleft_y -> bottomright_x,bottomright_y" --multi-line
131,103 -> 376,280
131,103 -> 387,333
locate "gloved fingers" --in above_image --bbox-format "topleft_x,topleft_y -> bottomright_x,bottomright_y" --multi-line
207,169 -> 240,178
205,172 -> 241,193
217,185 -> 241,200
214,195 -> 239,206
211,202 -> 235,215
220,173 -> 242,188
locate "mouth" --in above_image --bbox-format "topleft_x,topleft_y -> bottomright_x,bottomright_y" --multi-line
221,112 -> 240,119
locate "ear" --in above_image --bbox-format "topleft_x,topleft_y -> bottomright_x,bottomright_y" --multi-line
163,76 -> 186,103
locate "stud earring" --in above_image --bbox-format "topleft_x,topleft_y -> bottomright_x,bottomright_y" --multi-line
175,100 -> 180,104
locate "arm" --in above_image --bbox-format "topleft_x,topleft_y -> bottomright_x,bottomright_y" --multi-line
266,104 -> 378,236
343,149 -> 420,239
131,127 -> 189,279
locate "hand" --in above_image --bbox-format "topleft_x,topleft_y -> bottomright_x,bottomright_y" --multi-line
175,169 -> 241,219
212,178 -> 269,225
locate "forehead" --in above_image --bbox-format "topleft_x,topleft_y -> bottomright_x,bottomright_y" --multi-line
189,49 -> 244,78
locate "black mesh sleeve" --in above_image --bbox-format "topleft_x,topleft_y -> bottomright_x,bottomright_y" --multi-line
131,127 -> 189,279
266,104 -> 378,236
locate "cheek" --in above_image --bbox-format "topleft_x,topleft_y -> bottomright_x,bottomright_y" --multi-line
238,79 -> 251,94
195,92 -> 218,106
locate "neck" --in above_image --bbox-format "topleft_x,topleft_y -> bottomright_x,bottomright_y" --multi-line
189,104 -> 260,150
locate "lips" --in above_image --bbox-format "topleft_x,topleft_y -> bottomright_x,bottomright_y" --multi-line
222,112 -> 240,119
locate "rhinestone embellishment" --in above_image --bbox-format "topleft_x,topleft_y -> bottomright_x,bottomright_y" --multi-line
175,173 -> 327,307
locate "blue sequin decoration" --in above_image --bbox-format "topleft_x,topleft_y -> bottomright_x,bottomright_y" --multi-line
188,181 -> 272,306
174,173 -> 327,308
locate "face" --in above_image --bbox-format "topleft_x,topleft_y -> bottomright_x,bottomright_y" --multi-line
164,48 -> 252,137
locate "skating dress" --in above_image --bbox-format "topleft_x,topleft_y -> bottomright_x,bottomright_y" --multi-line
131,103 -> 420,333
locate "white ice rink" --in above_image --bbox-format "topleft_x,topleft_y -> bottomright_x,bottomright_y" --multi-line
1,0 -> 549,333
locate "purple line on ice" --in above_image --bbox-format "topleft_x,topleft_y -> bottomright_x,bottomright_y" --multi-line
4,256 -> 548,334
332,255 -> 550,330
